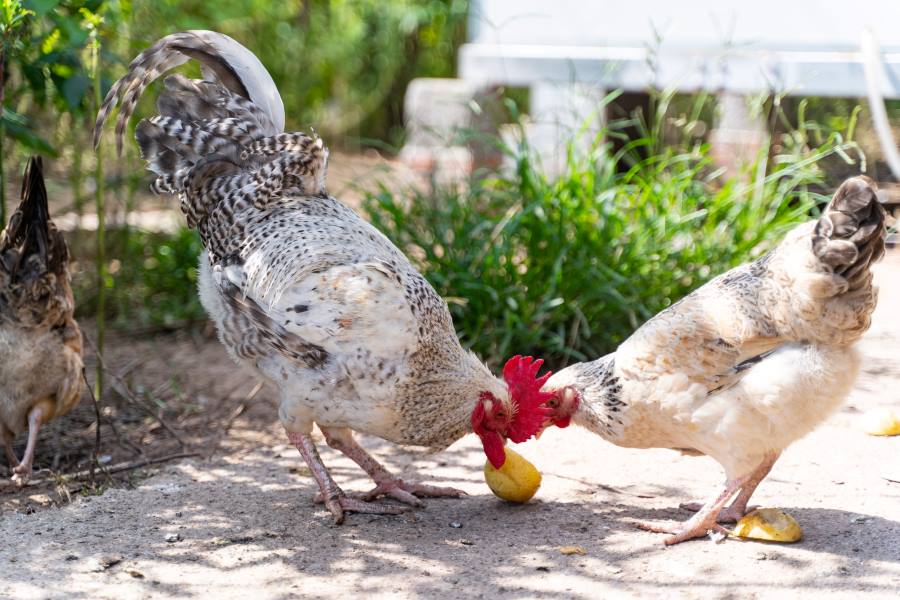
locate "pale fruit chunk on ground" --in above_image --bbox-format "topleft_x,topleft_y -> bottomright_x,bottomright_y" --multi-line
484,447 -> 542,503
732,508 -> 803,543
860,407 -> 900,436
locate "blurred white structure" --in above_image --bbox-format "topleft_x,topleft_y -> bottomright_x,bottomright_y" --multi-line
405,0 -> 900,178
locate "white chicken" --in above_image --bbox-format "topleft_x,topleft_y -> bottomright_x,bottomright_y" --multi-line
540,177 -> 885,544
92,31 -> 552,523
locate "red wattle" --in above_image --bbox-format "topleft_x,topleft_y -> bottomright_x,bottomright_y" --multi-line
481,431 -> 506,469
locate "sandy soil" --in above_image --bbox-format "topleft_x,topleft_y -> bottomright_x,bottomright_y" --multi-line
1,249 -> 898,599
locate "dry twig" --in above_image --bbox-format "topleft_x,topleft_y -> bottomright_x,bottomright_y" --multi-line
0,451 -> 201,490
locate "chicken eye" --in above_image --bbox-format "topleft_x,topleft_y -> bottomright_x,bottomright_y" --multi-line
547,399 -> 559,408
495,411 -> 505,419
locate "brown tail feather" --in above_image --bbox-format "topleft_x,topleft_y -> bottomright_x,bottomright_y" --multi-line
812,176 -> 886,288
0,157 -> 68,281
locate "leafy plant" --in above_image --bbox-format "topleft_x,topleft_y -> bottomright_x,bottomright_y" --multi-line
71,227 -> 206,330
126,0 -> 467,146
364,96 -> 863,368
0,0 -> 33,225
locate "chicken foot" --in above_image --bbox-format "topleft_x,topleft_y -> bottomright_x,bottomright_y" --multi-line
319,426 -> 466,507
636,473 -> 749,545
679,452 -> 781,522
11,405 -> 44,486
287,431 -> 408,525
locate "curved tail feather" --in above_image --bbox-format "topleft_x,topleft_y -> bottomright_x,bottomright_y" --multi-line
93,29 -> 330,263
92,30 -> 284,153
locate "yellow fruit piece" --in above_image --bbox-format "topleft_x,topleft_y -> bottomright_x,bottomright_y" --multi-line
732,508 -> 803,543
860,408 -> 900,436
484,447 -> 541,503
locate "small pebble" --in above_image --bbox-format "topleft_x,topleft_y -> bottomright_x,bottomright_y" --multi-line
459,539 -> 474,546
165,533 -> 181,543
128,570 -> 145,579
449,522 -> 462,529
754,552 -> 768,561
87,555 -> 122,572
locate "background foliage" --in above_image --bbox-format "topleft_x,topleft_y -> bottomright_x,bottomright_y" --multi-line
365,94 -> 864,366
0,0 -> 890,368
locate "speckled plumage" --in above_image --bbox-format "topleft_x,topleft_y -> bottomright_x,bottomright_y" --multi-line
93,31 -> 533,520
545,177 -> 885,543
0,157 -> 84,484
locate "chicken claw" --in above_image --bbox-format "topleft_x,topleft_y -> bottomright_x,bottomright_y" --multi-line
359,479 -> 467,505
320,490 -> 409,525
636,516 -> 730,545
315,479 -> 464,508
11,464 -> 33,487
636,474 -> 748,545
320,426 -> 466,508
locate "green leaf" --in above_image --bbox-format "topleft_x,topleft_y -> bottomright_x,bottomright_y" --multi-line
1,107 -> 57,155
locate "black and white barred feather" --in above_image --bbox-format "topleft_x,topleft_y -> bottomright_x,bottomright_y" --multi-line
92,30 -> 328,264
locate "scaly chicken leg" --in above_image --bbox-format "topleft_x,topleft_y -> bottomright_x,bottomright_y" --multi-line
11,405 -> 45,485
637,472 -> 750,545
287,431 -> 408,524
680,452 -> 780,522
320,427 -> 466,506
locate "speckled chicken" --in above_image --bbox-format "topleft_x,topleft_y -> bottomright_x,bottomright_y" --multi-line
540,177 -> 885,544
92,31 -> 551,523
0,157 -> 84,485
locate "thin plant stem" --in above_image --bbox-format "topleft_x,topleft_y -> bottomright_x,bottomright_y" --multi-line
0,46 -> 6,228
90,29 -> 106,403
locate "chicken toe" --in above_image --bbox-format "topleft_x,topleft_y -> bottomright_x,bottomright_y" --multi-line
359,479 -> 466,505
288,430 -> 410,524
637,511 -> 731,545
637,474 -> 747,544
321,426 -> 466,507
321,490 -> 410,524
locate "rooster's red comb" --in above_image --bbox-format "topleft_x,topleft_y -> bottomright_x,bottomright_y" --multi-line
503,355 -> 553,443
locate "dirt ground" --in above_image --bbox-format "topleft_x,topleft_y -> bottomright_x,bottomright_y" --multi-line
1,248 -> 899,598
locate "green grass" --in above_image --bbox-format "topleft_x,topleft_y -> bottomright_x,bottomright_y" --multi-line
364,97 -> 863,368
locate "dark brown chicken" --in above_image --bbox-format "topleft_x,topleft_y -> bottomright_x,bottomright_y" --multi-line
0,157 -> 83,485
